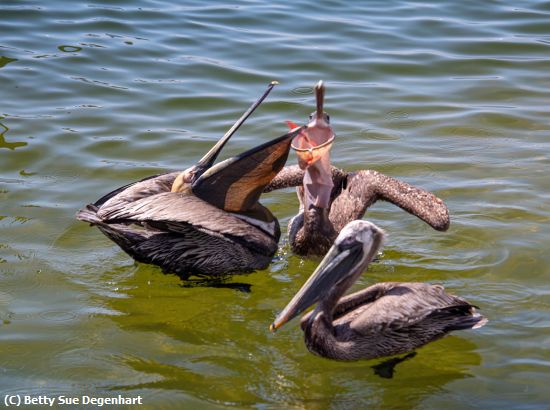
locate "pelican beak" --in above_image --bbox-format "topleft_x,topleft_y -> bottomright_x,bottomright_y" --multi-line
192,125 -> 305,221
171,81 -> 278,192
315,80 -> 324,120
170,81 -> 306,221
270,221 -> 384,332
197,81 -> 279,174
269,244 -> 363,331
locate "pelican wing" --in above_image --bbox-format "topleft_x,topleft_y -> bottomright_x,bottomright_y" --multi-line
95,172 -> 179,210
96,191 -> 277,255
330,170 -> 450,232
263,165 -> 348,193
344,282 -> 471,334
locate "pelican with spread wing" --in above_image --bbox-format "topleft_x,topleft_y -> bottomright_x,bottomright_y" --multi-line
264,81 -> 450,256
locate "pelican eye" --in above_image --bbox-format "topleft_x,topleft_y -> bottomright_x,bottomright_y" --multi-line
308,112 -> 330,123
337,236 -> 360,252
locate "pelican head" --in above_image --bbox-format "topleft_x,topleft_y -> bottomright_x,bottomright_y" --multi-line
289,81 -> 335,210
291,81 -> 334,169
270,220 -> 385,331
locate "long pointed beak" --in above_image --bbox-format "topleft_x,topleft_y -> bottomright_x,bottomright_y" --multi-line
270,221 -> 384,331
194,81 -> 279,177
315,80 -> 324,119
192,125 -> 306,221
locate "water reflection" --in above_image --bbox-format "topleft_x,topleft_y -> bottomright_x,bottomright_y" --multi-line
0,55 -> 17,68
57,45 -> 82,53
89,261 -> 484,406
297,337 -> 482,409
0,121 -> 27,150
371,352 -> 417,379
180,278 -> 252,293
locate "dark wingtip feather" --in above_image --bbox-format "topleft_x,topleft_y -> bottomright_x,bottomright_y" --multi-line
429,304 -> 488,332
435,217 -> 451,232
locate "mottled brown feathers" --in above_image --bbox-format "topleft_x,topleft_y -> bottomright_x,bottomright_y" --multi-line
269,165 -> 450,257
301,281 -> 486,361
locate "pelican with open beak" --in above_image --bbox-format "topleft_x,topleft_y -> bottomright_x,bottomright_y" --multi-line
77,82 -> 305,277
264,81 -> 450,256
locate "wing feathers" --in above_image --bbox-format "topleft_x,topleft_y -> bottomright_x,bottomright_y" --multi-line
345,282 -> 475,334
97,191 -> 276,255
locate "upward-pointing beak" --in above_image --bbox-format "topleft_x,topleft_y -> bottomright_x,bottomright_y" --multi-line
315,80 -> 325,120
171,81 -> 279,193
290,81 -> 334,167
194,80 -> 279,178
171,81 -> 305,221
289,80 -> 335,208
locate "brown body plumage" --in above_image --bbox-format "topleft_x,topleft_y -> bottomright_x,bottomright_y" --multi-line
271,220 -> 487,361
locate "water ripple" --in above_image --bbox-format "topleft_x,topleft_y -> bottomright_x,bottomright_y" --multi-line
291,86 -> 313,95
70,76 -> 129,91
39,310 -> 78,322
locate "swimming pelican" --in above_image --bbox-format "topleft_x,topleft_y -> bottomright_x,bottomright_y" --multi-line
270,220 -> 487,361
77,82 -> 305,277
264,81 -> 450,256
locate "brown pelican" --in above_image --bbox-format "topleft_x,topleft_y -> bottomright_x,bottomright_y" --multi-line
264,81 -> 450,256
77,82 -> 305,277
270,220 -> 487,361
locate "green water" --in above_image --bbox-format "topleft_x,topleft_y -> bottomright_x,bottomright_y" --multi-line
1,1 -> 549,408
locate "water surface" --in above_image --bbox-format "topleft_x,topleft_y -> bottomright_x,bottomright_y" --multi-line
1,1 -> 549,408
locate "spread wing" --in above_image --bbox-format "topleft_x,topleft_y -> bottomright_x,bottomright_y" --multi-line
264,166 -> 449,232
330,170 -> 450,232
